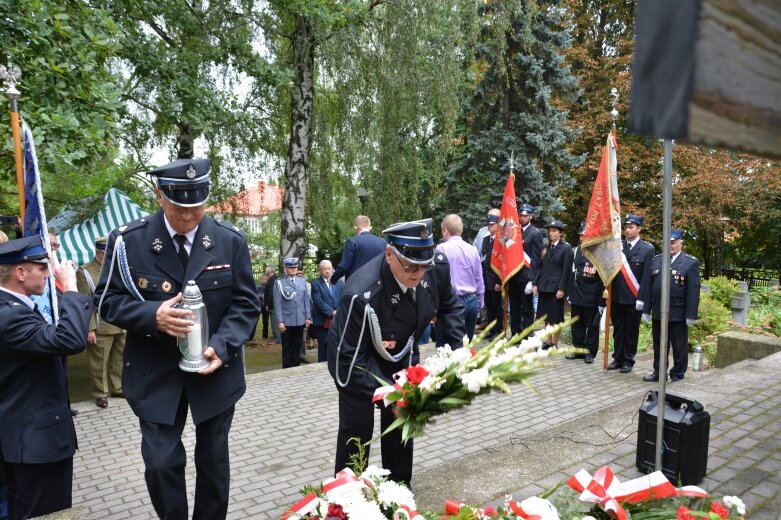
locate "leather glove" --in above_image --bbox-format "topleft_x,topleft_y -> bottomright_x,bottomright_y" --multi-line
524,281 -> 533,295
642,314 -> 651,323
635,300 -> 644,312
686,318 -> 696,326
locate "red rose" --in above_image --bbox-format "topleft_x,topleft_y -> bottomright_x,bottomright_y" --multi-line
710,501 -> 729,519
676,506 -> 696,520
405,365 -> 430,385
326,503 -> 347,519
482,505 -> 497,516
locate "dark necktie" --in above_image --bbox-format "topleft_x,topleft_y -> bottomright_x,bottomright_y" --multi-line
174,234 -> 189,267
406,288 -> 416,309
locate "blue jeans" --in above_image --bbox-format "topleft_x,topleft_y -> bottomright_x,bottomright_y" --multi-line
435,293 -> 478,347
459,293 -> 479,341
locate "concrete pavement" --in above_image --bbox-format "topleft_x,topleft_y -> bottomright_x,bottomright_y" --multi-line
65,347 -> 781,519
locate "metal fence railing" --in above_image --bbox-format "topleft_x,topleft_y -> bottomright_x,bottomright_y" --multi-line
705,267 -> 781,290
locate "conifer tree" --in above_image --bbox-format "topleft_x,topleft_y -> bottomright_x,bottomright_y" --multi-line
442,0 -> 582,237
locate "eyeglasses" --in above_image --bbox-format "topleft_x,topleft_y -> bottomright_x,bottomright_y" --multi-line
390,247 -> 433,273
51,243 -> 60,249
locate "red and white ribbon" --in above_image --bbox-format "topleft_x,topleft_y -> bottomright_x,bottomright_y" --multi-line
372,371 -> 409,407
280,468 -> 373,520
394,504 -> 424,520
523,251 -> 531,269
620,253 -> 640,298
567,466 -> 709,520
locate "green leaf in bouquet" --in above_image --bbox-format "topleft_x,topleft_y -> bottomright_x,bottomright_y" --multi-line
380,416 -> 406,437
438,396 -> 470,405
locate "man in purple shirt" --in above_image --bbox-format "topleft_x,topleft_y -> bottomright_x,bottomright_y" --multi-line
435,214 -> 484,342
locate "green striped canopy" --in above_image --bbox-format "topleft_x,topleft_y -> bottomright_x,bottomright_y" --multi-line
57,188 -> 149,266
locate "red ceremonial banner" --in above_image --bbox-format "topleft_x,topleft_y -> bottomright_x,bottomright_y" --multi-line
491,173 -> 524,287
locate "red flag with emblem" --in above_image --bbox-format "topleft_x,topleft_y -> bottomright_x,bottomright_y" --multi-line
491,172 -> 524,287
582,132 -> 622,286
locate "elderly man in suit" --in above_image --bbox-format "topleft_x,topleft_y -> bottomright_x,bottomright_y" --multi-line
311,259 -> 343,362
330,215 -> 386,283
0,236 -> 92,519
95,158 -> 261,520
643,229 -> 701,383
273,257 -> 312,368
328,218 -> 465,487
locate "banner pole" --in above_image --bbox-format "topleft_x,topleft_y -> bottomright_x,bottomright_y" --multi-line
502,287 -> 510,339
603,285 -> 612,370
1,65 -> 25,227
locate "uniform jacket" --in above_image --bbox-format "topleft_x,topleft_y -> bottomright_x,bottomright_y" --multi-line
481,234 -> 501,290
646,253 -> 701,322
76,258 -> 123,334
520,224 -> 544,282
311,276 -> 344,327
534,241 -> 574,293
611,238 -> 655,305
95,210 -> 261,425
0,290 -> 92,464
331,231 -> 387,283
273,275 -> 311,327
327,253 -> 465,400
568,246 -> 605,307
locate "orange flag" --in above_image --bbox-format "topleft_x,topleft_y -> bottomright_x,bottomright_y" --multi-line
491,172 -> 524,286
582,132 -> 622,286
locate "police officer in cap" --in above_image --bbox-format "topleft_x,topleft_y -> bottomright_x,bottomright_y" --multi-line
273,257 -> 311,368
508,203 -> 543,335
609,214 -> 654,373
327,218 -> 465,486
0,236 -> 92,519
95,159 -> 261,519
566,222 -> 605,364
643,229 -> 701,383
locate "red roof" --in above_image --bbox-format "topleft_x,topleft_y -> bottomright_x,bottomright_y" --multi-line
206,181 -> 284,216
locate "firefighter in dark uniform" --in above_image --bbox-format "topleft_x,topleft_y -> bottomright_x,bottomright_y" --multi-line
608,214 -> 655,373
0,236 -> 92,519
643,229 -> 701,383
481,211 -> 502,338
327,219 -> 465,486
94,159 -> 261,520
508,203 -> 543,335
532,220 -> 574,348
565,222 -> 605,364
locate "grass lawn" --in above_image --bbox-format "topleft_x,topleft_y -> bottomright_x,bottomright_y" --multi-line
67,323 -> 317,404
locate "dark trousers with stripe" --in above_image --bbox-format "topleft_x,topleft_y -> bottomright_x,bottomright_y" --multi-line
652,319 -> 689,379
0,456 -> 72,520
140,396 -> 234,520
611,302 -> 641,367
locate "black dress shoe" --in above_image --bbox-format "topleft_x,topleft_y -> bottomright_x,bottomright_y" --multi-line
619,364 -> 633,373
541,342 -> 552,351
670,375 -> 684,383
584,355 -> 594,364
643,373 -> 659,382
564,354 -> 581,360
606,361 -> 621,370
70,408 -> 79,417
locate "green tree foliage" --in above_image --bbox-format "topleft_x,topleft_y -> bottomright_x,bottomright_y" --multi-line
441,1 -> 583,238
0,0 -> 125,215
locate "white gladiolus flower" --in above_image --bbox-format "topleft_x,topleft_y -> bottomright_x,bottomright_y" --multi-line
377,481 -> 416,509
723,495 -> 746,515
361,466 -> 390,479
459,367 -> 489,393
342,499 -> 386,520
418,374 -> 444,392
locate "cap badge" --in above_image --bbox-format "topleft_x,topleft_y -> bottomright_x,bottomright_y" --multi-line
364,291 -> 371,299
420,279 -> 428,289
202,235 -> 212,248
186,164 -> 197,179
420,229 -> 430,239
162,280 -> 172,292
138,277 -> 149,289
152,238 -> 163,252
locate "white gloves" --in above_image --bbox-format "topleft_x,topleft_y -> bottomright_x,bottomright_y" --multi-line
635,300 -> 644,312
598,306 -> 605,315
642,314 -> 650,323
686,319 -> 697,326
524,281 -> 533,295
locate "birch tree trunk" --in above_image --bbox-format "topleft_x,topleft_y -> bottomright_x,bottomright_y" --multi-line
280,14 -> 315,262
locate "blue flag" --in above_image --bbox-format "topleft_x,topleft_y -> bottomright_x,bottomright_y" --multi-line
22,120 -> 58,324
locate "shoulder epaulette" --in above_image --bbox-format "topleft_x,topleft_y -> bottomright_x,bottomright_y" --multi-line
116,217 -> 148,235
685,253 -> 698,260
434,251 -> 449,265
214,219 -> 246,237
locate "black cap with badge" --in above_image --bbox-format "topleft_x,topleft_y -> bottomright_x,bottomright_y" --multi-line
383,218 -> 435,265
0,236 -> 49,265
150,158 -> 211,207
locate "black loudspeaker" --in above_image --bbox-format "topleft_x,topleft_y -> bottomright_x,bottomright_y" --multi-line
636,391 -> 710,485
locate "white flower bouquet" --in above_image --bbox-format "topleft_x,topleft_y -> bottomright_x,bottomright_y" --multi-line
372,320 -> 578,443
